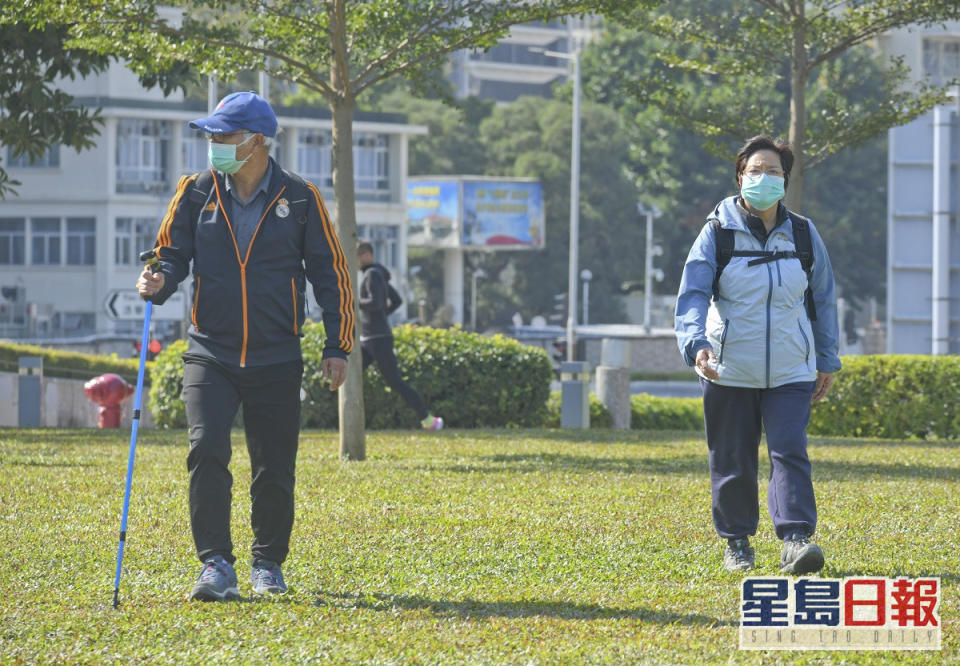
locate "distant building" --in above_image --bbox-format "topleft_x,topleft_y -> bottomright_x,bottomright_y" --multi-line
0,63 -> 425,351
880,22 -> 960,354
449,17 -> 597,102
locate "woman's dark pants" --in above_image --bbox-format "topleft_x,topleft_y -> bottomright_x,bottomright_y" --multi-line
700,378 -> 818,541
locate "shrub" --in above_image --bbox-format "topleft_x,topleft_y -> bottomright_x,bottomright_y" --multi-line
149,339 -> 189,428
808,354 -> 960,439
543,392 -> 613,428
0,341 -> 141,383
630,394 -> 703,430
147,322 -> 555,429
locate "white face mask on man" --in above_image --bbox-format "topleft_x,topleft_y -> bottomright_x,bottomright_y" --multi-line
208,133 -> 256,174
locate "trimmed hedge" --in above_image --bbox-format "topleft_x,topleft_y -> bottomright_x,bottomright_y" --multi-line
150,322 -> 555,429
149,338 -> 189,429
302,322 -> 554,428
808,354 -> 960,439
0,341 -> 142,384
147,346 -> 960,438
630,394 -> 703,430
544,393 -> 702,430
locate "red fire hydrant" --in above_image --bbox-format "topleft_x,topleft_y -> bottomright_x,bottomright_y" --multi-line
84,373 -> 135,428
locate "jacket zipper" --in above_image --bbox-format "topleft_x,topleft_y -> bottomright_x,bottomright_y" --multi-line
798,320 -> 811,363
211,177 -> 287,367
291,277 -> 299,335
191,276 -> 201,332
718,318 -> 729,365
765,264 -> 773,388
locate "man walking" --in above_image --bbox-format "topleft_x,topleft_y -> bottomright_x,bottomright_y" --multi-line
137,91 -> 353,600
358,241 -> 442,430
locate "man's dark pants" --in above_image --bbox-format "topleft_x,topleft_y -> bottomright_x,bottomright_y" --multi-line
361,335 -> 428,420
182,355 -> 303,565
700,378 -> 818,541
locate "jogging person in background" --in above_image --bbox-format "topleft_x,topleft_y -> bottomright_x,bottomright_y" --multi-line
357,241 -> 442,430
674,135 -> 841,575
137,91 -> 353,601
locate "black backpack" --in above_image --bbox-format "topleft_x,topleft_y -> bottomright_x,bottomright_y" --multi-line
711,212 -> 816,321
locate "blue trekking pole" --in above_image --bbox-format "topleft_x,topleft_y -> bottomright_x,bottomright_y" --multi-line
112,249 -> 159,609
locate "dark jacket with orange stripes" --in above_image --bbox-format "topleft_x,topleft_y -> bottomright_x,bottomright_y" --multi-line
150,160 -> 354,367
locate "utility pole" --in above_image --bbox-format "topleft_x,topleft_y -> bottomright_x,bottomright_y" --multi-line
638,203 -> 663,334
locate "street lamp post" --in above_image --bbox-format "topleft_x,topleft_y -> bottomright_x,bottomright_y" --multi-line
531,43 -> 581,361
637,203 -> 663,334
470,267 -> 486,332
580,268 -> 592,326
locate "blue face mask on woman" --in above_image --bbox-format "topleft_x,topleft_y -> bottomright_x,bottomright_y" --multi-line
740,173 -> 785,211
208,133 -> 255,174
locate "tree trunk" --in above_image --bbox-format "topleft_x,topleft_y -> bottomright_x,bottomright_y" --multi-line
329,1 -> 365,461
331,93 -> 365,461
785,0 -> 807,212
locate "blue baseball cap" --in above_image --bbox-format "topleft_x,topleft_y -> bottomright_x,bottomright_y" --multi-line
189,91 -> 278,137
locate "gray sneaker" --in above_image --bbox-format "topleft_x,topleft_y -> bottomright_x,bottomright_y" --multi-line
780,535 -> 825,575
190,555 -> 239,602
723,537 -> 755,571
251,559 -> 287,595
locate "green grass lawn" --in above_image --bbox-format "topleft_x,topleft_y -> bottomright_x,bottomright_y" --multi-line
1,427 -> 956,664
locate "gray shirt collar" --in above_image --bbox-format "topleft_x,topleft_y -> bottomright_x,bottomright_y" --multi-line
225,160 -> 273,207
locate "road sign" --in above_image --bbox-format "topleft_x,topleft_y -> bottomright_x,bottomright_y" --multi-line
104,290 -> 185,321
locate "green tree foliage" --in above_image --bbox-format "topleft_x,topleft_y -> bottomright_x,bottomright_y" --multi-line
21,0 -> 634,459
582,18 -> 902,307
606,0 -> 960,209
479,96 -> 643,324
0,22 -> 108,198
0,9 -> 193,199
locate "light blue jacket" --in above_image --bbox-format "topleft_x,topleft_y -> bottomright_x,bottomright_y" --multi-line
675,196 -> 842,388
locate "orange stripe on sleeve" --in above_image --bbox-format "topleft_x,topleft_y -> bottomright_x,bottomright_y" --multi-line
157,174 -> 196,248
308,183 -> 354,354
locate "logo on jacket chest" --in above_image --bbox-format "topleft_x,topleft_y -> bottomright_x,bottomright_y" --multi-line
275,197 -> 290,219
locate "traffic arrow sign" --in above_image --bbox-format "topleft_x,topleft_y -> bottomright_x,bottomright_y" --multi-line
104,290 -> 185,321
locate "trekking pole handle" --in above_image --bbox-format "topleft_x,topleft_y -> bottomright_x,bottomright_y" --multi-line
139,249 -> 160,273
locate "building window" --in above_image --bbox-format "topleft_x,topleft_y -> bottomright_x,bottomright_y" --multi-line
923,38 -> 960,87
115,217 -> 157,265
297,128 -> 334,190
298,129 -> 391,201
182,128 -> 209,176
0,218 -> 26,265
31,218 -> 62,265
66,217 -> 96,265
7,145 -> 60,169
357,224 -> 399,270
54,312 -> 96,336
354,133 -> 390,201
116,118 -> 170,194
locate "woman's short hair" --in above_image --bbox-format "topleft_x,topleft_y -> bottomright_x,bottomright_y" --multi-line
735,135 -> 794,189
357,241 -> 374,256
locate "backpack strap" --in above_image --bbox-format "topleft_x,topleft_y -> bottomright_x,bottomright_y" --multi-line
711,219 -> 734,301
187,169 -> 216,211
787,212 -> 817,321
711,213 -> 817,321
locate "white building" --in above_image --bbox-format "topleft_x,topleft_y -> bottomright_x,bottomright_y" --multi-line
450,17 -> 597,102
880,22 -> 960,354
0,63 -> 425,351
